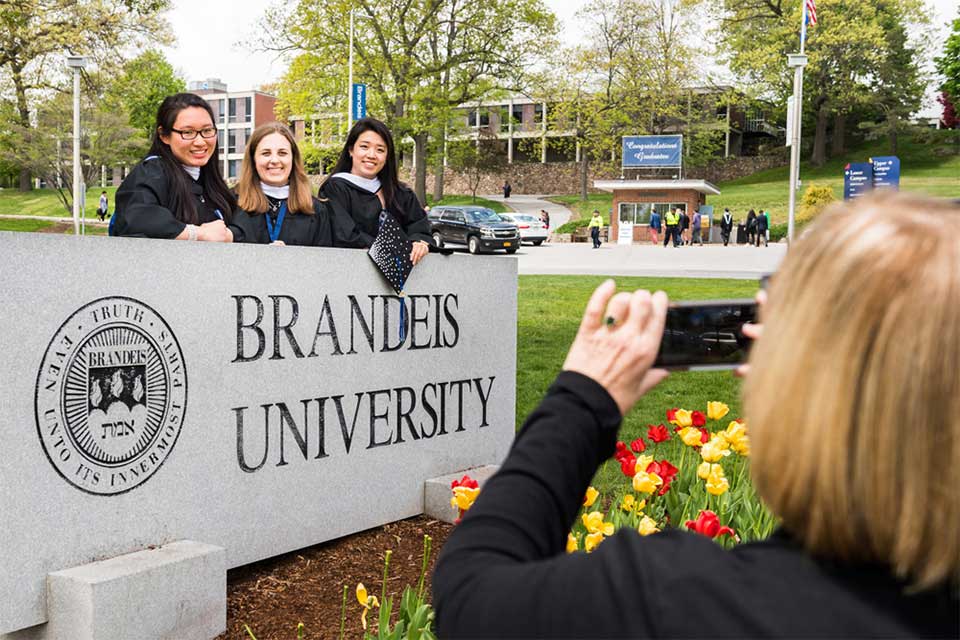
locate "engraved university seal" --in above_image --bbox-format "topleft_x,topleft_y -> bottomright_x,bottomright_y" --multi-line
35,297 -> 187,495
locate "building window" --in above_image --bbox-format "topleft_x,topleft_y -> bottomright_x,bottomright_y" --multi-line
228,159 -> 240,179
619,203 -> 652,225
208,99 -> 225,123
534,103 -> 544,126
228,97 -> 252,123
468,109 -> 490,128
217,129 -> 225,152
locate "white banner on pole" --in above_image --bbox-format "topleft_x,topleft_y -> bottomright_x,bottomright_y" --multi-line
786,95 -> 795,147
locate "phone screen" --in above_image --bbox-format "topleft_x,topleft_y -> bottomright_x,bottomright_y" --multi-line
654,300 -> 757,371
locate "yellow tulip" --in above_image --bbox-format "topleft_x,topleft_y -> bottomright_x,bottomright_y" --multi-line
678,426 -> 703,447
722,420 -> 751,456
700,434 -> 731,463
356,582 -> 380,630
566,533 -> 579,553
697,461 -> 714,479
582,511 -> 615,536
637,515 -> 660,536
705,464 -> 730,496
706,401 -> 730,421
632,471 -> 663,494
633,454 -> 654,475
672,409 -> 693,427
582,486 -> 599,508
450,486 -> 480,511
584,531 -> 605,553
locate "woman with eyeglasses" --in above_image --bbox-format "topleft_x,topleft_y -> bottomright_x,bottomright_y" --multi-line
111,93 -> 234,241
319,117 -> 432,264
229,122 -> 333,247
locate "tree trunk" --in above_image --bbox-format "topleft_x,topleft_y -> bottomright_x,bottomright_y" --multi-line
413,132 -> 428,205
810,100 -> 829,167
830,112 -> 845,157
432,125 -> 445,202
889,114 -> 899,155
13,65 -> 32,191
579,146 -> 589,201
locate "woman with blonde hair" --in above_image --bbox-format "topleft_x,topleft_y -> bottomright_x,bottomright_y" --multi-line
433,193 -> 959,637
230,122 -> 333,246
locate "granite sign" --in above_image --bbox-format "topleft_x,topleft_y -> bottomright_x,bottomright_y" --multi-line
0,233 -> 517,634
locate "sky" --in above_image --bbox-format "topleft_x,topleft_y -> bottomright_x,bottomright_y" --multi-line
162,0 -> 957,116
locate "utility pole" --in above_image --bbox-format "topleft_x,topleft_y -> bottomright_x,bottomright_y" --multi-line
66,55 -> 88,235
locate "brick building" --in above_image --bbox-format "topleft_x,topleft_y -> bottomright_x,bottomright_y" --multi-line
594,179 -> 720,244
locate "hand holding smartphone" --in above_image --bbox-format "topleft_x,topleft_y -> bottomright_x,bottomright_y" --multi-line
653,299 -> 758,371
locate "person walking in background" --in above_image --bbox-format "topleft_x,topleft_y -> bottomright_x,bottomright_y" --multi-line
540,209 -> 550,243
691,208 -> 702,246
663,208 -> 679,248
746,209 -> 757,245
588,210 -> 603,249
762,209 -> 771,244
755,208 -> 769,247
679,208 -> 689,245
97,191 -> 109,221
720,208 -> 733,246
648,208 -> 661,245
502,181 -> 512,199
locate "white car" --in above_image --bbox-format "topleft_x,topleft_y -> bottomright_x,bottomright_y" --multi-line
498,213 -> 548,245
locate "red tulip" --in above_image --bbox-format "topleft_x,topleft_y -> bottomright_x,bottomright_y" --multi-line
647,424 -> 671,443
692,411 -> 706,427
451,475 -> 479,490
666,408 -> 678,423
630,437 -> 646,453
699,428 -> 710,444
619,454 -> 637,477
685,510 -> 736,539
646,460 -> 678,495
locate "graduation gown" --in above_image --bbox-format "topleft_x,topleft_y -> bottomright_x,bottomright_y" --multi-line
229,196 -> 334,247
112,157 -> 224,238
320,176 -> 433,248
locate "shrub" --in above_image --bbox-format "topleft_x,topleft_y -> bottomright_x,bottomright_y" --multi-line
798,184 -> 835,223
555,218 -> 591,234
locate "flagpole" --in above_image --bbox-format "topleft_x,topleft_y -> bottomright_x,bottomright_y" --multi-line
787,1 -> 809,244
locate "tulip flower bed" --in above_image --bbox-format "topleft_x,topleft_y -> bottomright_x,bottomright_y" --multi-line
568,402 -> 777,551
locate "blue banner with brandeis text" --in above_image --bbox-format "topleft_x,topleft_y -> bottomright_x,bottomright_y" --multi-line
622,135 -> 683,168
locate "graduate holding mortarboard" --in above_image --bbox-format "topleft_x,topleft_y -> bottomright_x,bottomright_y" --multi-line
230,122 -> 333,247
320,117 -> 433,265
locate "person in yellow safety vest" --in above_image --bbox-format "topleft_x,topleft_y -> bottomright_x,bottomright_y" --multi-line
663,208 -> 680,248
588,210 -> 604,248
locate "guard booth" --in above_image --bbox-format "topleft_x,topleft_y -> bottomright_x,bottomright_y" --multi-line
594,179 -> 721,244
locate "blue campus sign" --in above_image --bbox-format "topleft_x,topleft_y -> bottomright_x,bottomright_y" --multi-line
352,83 -> 367,121
871,156 -> 901,190
622,135 -> 683,168
844,162 -> 874,200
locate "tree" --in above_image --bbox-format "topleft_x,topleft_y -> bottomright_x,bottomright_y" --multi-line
258,0 -> 556,202
715,0 -> 928,166
935,8 -> 960,106
446,130 -> 506,201
2,92 -> 145,213
0,0 -> 171,190
105,50 -> 185,139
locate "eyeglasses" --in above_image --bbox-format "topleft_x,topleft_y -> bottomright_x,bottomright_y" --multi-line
170,127 -> 218,140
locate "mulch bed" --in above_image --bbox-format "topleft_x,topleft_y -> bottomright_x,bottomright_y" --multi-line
219,516 -> 453,639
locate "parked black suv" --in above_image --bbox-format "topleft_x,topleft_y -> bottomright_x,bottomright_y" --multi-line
427,206 -> 520,254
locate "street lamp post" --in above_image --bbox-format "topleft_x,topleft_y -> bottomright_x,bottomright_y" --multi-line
786,53 -> 807,244
66,55 -> 87,235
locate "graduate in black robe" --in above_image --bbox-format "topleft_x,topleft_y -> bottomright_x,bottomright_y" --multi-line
112,93 -> 235,242
229,122 -> 333,247
319,117 -> 433,264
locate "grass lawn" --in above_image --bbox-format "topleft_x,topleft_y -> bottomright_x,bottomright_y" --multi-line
0,186 -> 118,219
426,194 -> 510,213
517,274 -> 759,495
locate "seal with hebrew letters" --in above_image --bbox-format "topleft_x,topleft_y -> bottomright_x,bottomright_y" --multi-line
35,297 -> 187,495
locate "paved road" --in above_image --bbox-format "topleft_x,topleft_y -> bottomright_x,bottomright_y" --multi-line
468,194 -> 785,279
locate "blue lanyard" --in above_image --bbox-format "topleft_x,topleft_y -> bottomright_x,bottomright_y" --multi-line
264,202 -> 287,242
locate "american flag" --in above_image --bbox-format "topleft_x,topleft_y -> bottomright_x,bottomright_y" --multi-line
805,0 -> 818,25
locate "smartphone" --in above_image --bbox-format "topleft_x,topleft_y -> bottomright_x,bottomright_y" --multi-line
654,299 -> 758,371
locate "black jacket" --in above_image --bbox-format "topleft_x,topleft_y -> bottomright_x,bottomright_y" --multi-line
229,196 -> 333,247
319,176 -> 433,248
433,371 -> 959,638
112,158 -> 224,238
721,212 -> 734,233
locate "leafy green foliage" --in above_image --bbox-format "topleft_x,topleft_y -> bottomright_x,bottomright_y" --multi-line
936,8 -> 960,102
104,50 -> 185,139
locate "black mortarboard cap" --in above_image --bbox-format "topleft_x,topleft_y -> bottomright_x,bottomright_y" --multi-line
368,211 -> 413,295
